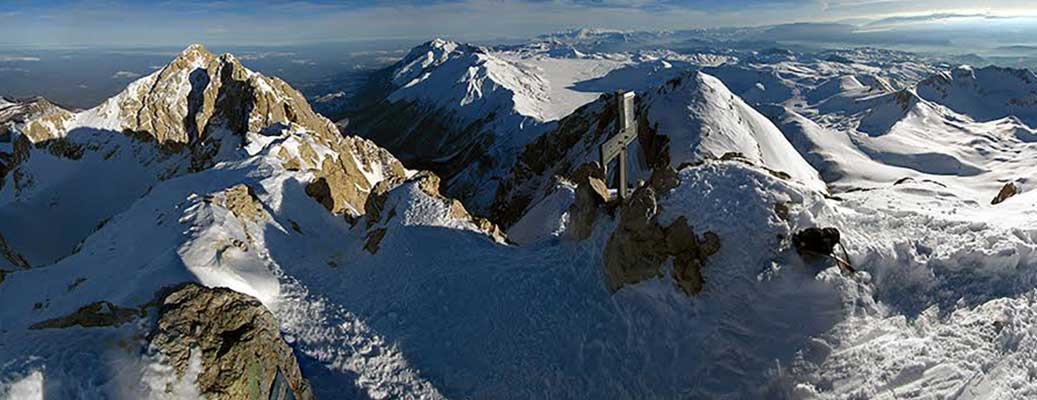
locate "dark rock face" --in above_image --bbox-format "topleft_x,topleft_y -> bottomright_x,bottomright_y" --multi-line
991,182 -> 1020,205
149,283 -> 315,400
792,227 -> 841,257
602,167 -> 720,296
29,301 -> 139,330
491,96 -> 615,228
0,231 -> 29,269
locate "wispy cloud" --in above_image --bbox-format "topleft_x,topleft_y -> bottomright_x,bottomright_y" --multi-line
112,70 -> 142,79
0,56 -> 40,62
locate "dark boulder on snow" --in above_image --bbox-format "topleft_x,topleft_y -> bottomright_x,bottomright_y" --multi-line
792,227 -> 841,257
991,181 -> 1020,205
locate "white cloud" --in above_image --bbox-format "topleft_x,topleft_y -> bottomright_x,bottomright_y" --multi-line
112,70 -> 142,79
237,52 -> 295,61
0,56 -> 40,62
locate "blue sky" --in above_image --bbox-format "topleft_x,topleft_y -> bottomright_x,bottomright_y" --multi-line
2,0 -> 1037,48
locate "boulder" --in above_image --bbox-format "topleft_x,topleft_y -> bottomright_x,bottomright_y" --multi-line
792,227 -> 841,257
991,181 -> 1020,205
603,170 -> 720,296
149,283 -> 314,400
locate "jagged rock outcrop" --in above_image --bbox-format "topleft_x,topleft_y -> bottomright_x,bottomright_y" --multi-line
603,167 -> 720,295
0,96 -> 71,139
565,162 -> 610,240
363,171 -> 507,253
991,181 -> 1020,205
1,98 -> 72,192
216,184 -> 266,223
24,44 -> 338,147
492,92 -> 630,228
14,44 -> 406,219
149,283 -> 314,400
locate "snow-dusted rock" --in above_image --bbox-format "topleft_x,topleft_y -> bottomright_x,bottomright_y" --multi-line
149,283 -> 315,400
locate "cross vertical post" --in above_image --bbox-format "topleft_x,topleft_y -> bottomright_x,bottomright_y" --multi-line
599,91 -> 637,203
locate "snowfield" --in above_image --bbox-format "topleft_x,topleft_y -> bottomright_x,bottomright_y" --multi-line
3,36 -> 1037,400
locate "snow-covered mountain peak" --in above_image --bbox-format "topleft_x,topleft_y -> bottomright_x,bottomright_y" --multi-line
853,87 -> 941,136
391,38 -> 468,87
645,71 -> 825,191
173,43 -> 217,66
24,42 -> 346,153
386,39 -> 550,122
916,64 -> 1037,126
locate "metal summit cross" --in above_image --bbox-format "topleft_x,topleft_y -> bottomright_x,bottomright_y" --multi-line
599,91 -> 638,202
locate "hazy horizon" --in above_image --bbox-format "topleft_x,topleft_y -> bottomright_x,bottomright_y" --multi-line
3,1 -> 1037,48
7,2 -> 1037,109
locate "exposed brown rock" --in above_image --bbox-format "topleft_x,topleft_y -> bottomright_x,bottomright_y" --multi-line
310,157 -> 367,215
773,202 -> 790,222
217,184 -> 266,223
473,217 -> 509,244
149,283 -> 314,400
29,301 -> 139,330
646,165 -> 680,193
344,136 -> 407,180
364,171 -> 508,245
602,177 -> 720,296
364,176 -> 405,225
566,163 -> 611,240
305,177 -> 335,213
411,172 -> 508,243
13,44 -> 406,221
300,138 -> 407,217
991,182 -> 1020,205
0,133 -> 33,193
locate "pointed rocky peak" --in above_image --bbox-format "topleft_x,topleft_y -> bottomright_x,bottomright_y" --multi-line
169,43 -> 218,69
391,38 -> 474,87
12,43 -> 409,222
644,71 -> 824,190
25,43 -> 342,149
